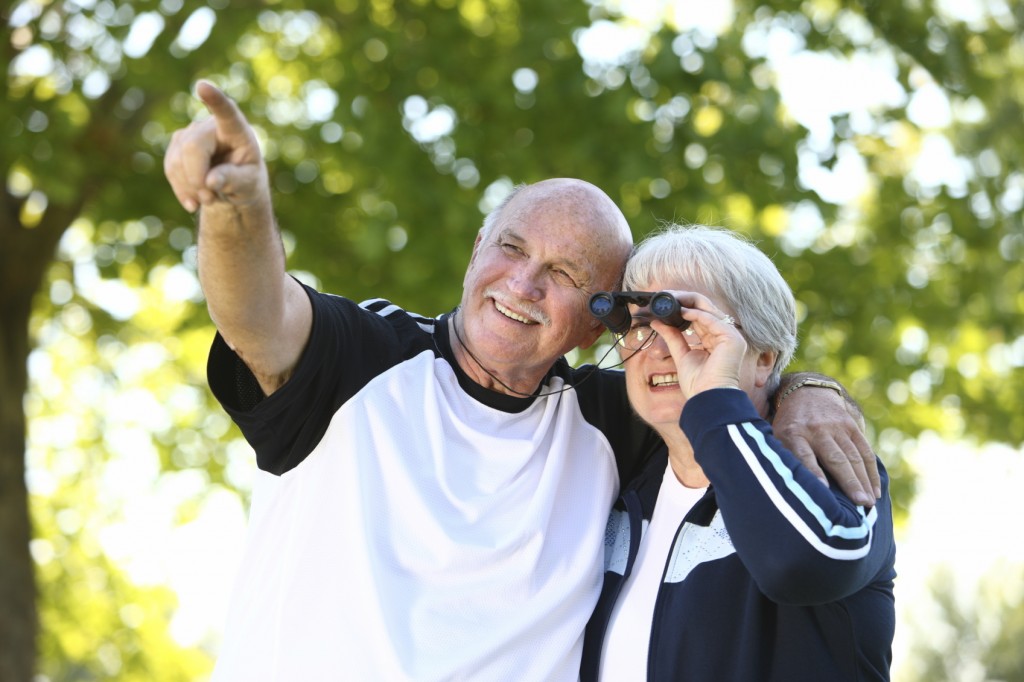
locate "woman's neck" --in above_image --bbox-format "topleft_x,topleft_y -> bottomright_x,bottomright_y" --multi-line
663,388 -> 772,489
660,428 -> 710,489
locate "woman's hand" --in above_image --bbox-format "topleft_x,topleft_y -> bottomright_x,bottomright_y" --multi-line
651,291 -> 748,399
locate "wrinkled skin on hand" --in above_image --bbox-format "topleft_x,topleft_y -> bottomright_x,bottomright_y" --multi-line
773,381 -> 880,507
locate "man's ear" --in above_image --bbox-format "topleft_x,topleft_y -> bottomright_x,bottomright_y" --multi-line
469,233 -> 484,262
753,350 -> 777,388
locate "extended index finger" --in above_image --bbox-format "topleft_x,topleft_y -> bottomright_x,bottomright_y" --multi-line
195,80 -> 249,137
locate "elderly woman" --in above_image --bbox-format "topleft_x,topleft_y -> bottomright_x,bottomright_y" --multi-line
580,225 -> 896,681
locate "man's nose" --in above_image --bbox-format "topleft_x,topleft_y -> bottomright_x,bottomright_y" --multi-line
507,263 -> 543,300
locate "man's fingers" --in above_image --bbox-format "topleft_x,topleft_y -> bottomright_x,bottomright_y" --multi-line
791,426 -> 876,506
164,81 -> 267,211
165,124 -> 216,212
849,429 -> 881,499
163,134 -> 198,212
830,434 -> 876,505
787,431 -> 873,506
844,402 -> 880,498
196,80 -> 252,141
813,442 -> 874,507
788,438 -> 828,487
178,119 -> 218,195
202,164 -> 265,206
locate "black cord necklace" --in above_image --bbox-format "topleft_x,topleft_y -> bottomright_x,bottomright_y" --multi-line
448,307 -> 629,398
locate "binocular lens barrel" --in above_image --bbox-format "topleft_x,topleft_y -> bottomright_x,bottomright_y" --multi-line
589,292 -> 615,317
589,291 -> 691,335
588,292 -> 632,334
650,292 -> 688,329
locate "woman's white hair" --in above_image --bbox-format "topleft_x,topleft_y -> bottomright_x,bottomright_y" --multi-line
623,224 -> 798,392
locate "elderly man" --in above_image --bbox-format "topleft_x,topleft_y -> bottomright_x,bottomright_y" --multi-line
164,81 -> 878,681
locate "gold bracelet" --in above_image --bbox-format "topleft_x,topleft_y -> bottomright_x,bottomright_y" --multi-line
776,378 -> 843,410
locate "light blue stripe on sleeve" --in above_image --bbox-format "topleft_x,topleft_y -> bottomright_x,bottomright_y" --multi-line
738,422 -> 875,540
726,424 -> 874,560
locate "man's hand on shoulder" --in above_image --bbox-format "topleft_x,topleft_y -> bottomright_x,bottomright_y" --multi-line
772,372 -> 880,507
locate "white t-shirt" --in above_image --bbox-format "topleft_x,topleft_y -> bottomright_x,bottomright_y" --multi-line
598,462 -> 706,681
208,294 -> 637,681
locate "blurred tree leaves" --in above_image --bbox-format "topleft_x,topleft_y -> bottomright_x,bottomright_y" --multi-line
900,562 -> 1024,682
3,0 -> 1023,678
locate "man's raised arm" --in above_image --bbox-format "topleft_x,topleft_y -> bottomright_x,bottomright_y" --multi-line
164,81 -> 311,396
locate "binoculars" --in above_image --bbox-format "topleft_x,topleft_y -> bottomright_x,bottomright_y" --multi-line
588,291 -> 689,335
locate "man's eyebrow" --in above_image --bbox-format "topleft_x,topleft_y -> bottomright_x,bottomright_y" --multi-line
497,227 -> 520,242
557,256 -> 589,279
501,227 -> 589,279
546,251 -> 591,287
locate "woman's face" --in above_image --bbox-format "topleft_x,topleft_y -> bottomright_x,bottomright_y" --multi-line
621,278 -> 763,436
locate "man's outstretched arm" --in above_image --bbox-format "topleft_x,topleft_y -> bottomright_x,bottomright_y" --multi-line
164,81 -> 311,396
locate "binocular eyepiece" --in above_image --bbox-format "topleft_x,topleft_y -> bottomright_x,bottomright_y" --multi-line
588,291 -> 689,335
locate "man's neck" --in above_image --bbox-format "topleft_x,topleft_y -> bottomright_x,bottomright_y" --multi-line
447,314 -> 547,398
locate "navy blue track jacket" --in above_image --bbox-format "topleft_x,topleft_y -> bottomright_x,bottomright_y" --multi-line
581,388 -> 897,681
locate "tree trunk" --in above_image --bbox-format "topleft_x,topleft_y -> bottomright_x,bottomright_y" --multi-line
0,185 -> 74,681
0,295 -> 36,682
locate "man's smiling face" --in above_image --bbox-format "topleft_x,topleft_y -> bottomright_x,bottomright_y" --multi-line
457,180 -> 632,389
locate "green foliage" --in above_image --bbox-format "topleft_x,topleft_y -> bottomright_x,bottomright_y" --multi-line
899,563 -> 1024,682
3,0 -> 1023,676
25,255 -> 236,678
34,490 -> 214,681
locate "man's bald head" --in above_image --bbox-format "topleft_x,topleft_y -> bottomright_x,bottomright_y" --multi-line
480,179 -> 634,291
